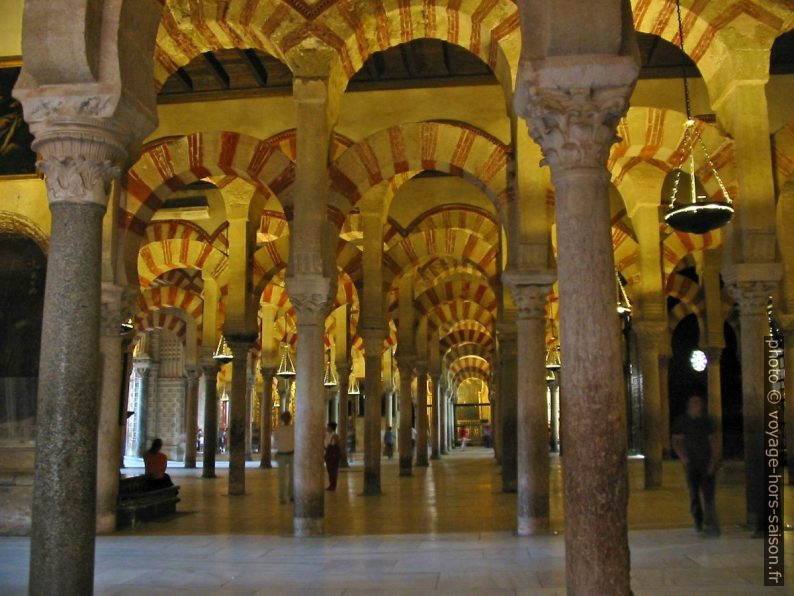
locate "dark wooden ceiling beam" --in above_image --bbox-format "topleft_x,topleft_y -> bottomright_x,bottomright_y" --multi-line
241,49 -> 268,87
202,52 -> 230,89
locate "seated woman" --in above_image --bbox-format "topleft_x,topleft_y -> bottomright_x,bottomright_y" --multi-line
143,438 -> 173,489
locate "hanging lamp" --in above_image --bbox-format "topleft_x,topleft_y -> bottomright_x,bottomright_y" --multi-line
213,335 -> 233,364
323,349 -> 337,388
616,270 -> 632,316
545,345 -> 561,371
348,373 -> 361,395
120,317 -> 134,335
276,342 -> 296,378
663,0 -> 733,234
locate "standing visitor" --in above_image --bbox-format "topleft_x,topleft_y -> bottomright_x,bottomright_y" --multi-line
383,426 -> 395,459
672,395 -> 721,536
324,422 -> 342,491
272,412 -> 295,504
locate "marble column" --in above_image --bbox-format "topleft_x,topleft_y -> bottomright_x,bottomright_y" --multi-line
492,367 -> 502,461
731,280 -> 778,530
29,133 -> 123,594
133,359 -> 151,457
439,382 -> 448,456
385,388 -> 394,429
634,319 -> 666,489
520,65 -> 636,593
336,363 -> 351,468
704,346 -> 723,439
96,284 -> 130,534
659,344 -> 672,458
362,331 -> 384,494
505,277 -> 554,535
184,366 -> 201,468
447,393 -> 455,450
498,322 -> 518,492
548,378 -> 560,452
397,359 -> 415,476
288,287 -> 331,536
259,368 -> 276,468
201,362 -> 220,479
415,364 -> 429,467
246,366 -> 255,460
227,336 -> 256,495
430,374 -> 441,459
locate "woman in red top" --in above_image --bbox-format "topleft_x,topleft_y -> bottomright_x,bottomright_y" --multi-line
143,438 -> 173,489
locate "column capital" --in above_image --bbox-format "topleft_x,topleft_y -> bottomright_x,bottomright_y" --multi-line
632,319 -> 669,352
225,333 -> 257,355
360,327 -> 387,357
396,354 -> 416,374
286,275 -> 333,326
503,274 -> 554,320
415,360 -> 428,376
260,367 -> 277,381
335,361 -> 351,378
730,280 -> 777,315
516,58 -> 636,172
200,358 -> 220,377
184,365 -> 202,382
100,283 -> 135,338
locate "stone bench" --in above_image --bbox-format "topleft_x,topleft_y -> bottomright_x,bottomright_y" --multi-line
117,475 -> 180,528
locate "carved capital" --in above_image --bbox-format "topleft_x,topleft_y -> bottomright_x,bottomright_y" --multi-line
730,281 -> 776,317
524,85 -> 631,172
226,333 -> 257,359
509,284 -> 552,320
260,367 -> 277,382
633,319 -> 669,353
185,366 -> 202,382
38,156 -> 119,207
100,284 -> 135,337
286,275 -> 332,326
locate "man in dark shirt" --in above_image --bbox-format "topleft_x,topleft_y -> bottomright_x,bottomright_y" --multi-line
672,395 -> 720,536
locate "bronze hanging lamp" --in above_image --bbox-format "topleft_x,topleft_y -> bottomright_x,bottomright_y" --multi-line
663,0 -> 734,234
323,348 -> 338,388
213,334 -> 233,364
276,342 -> 296,378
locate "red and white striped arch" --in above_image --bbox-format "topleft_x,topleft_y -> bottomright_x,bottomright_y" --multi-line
330,121 -> 511,215
138,237 -> 230,288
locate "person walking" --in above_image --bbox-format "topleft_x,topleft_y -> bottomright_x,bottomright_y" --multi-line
383,426 -> 395,459
672,395 -> 721,536
324,422 -> 342,491
272,411 -> 295,504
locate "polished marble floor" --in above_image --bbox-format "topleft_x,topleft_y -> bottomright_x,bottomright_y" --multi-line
1,448 -> 792,594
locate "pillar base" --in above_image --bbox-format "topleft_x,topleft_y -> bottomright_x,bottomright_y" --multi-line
340,460 -> 350,469
294,517 -> 324,537
517,517 -> 549,536
96,513 -> 116,535
416,457 -> 429,467
259,461 -> 273,469
184,461 -> 196,469
202,471 -> 216,479
399,469 -> 412,477
430,452 -> 440,460
441,448 -> 448,455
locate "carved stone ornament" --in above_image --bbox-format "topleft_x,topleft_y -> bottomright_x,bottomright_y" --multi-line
526,85 -> 632,171
509,284 -> 551,320
731,281 -> 777,316
37,156 -> 120,207
289,292 -> 331,325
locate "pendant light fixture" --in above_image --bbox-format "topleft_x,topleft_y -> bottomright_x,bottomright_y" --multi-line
323,349 -> 337,388
276,342 -> 296,378
663,0 -> 733,234
616,270 -> 632,316
348,373 -> 361,395
213,334 -> 233,364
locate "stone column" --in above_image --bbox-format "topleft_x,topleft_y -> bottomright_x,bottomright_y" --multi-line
415,363 -> 429,467
704,345 -> 723,436
28,129 -> 124,594
430,374 -> 441,459
336,363 -> 351,468
497,321 -> 518,492
184,366 -> 201,468
385,388 -> 394,429
634,319 -> 666,489
288,285 -> 331,536
246,365 -> 255,460
132,359 -> 151,457
519,64 -> 636,593
201,362 -> 220,479
659,341 -> 672,457
448,394 -> 456,450
548,377 -> 560,452
504,276 -> 554,535
259,368 -> 276,468
226,336 -> 256,495
731,280 -> 778,530
96,284 -> 130,534
362,331 -> 384,494
439,381 -> 448,455
492,366 -> 501,461
397,359 -> 415,476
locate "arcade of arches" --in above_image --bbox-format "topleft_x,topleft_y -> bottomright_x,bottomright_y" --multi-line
0,0 -> 793,594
